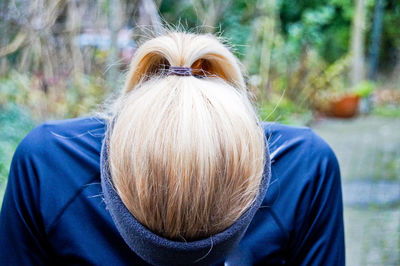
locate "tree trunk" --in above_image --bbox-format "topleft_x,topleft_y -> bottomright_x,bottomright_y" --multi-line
259,0 -> 278,99
137,0 -> 164,36
368,0 -> 385,80
191,0 -> 231,33
350,0 -> 366,87
106,0 -> 121,91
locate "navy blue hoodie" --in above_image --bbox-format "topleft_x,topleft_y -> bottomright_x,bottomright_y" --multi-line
0,117 -> 345,265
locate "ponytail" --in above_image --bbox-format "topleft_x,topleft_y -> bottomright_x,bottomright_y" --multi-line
107,32 -> 266,241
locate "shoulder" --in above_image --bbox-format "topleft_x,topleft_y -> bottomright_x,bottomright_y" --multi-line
13,115 -> 107,186
262,122 -> 337,165
240,123 -> 343,264
10,116 -> 106,231
15,116 -> 105,155
13,116 -> 106,167
261,122 -> 340,212
260,123 -> 344,265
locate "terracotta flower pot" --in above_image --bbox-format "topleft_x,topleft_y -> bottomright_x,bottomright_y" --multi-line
330,94 -> 360,118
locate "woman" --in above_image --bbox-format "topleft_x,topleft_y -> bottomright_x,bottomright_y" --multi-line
0,32 -> 345,265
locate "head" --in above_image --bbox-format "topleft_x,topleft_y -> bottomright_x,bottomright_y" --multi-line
107,32 -> 266,241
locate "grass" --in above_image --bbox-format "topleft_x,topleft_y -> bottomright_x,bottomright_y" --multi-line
372,104 -> 400,118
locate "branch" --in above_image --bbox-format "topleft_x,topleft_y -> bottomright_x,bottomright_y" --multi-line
0,31 -> 26,57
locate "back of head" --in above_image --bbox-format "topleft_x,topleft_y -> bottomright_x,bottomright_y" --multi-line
108,32 -> 265,241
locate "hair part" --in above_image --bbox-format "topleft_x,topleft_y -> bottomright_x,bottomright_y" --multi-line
107,32 -> 266,241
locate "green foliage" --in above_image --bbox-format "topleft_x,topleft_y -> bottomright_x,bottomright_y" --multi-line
0,71 -> 107,120
372,104 -> 400,118
378,2 -> 400,72
0,75 -> 36,201
258,94 -> 313,126
220,12 -> 253,58
0,72 -> 31,106
0,103 -> 36,202
218,0 -> 257,58
280,0 -> 352,63
158,0 -> 400,98
160,0 -> 258,59
353,81 -> 376,98
64,75 -> 110,118
0,71 -> 108,202
159,0 -> 200,30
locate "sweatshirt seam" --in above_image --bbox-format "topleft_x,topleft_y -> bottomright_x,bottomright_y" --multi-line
46,174 -> 99,235
268,208 -> 290,242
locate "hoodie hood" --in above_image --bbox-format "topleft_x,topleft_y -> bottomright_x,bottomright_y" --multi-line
100,137 -> 271,266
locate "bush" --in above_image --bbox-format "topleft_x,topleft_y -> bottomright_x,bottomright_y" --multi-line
0,103 -> 36,203
0,71 -> 109,204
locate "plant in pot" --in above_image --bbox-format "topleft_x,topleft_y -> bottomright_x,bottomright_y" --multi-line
329,81 -> 375,118
329,91 -> 360,118
353,81 -> 376,114
313,80 -> 375,118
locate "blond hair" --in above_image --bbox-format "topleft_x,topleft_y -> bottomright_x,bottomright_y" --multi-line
107,32 -> 265,241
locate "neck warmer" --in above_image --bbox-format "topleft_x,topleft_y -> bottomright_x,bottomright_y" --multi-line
100,137 -> 271,266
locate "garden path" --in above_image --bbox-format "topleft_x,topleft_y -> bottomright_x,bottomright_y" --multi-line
312,116 -> 400,266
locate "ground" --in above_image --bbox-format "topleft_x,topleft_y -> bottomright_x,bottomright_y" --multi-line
312,116 -> 400,266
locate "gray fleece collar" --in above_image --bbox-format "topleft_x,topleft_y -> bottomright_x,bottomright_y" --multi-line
100,138 -> 270,266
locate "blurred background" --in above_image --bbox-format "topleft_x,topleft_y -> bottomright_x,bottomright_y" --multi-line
0,0 -> 399,264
